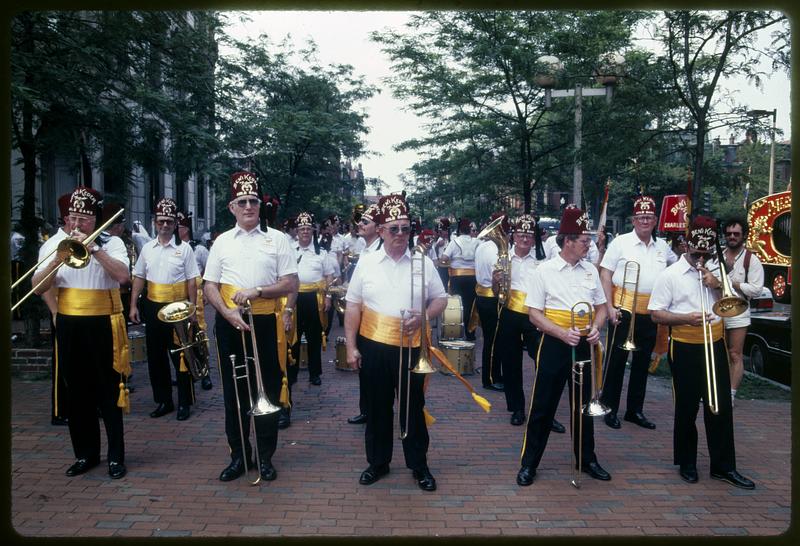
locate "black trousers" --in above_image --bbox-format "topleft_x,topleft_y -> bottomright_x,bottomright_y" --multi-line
600,312 -> 658,415
51,315 -> 69,420
496,308 -> 540,413
215,312 -> 282,464
669,338 -> 736,472
57,314 -> 124,463
450,274 -> 477,341
475,294 -> 502,387
357,335 -> 429,471
437,266 -> 449,292
520,334 -> 597,470
290,292 -> 323,382
142,298 -> 193,408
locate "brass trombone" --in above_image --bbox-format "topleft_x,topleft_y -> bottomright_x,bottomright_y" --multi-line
157,300 -> 210,381
11,207 -> 125,312
570,302 -> 610,489
228,300 -> 282,485
398,243 -> 435,440
711,220 -> 748,318
616,261 -> 640,352
697,258 -> 720,415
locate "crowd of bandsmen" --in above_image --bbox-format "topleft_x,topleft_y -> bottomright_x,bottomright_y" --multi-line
28,171 -> 761,492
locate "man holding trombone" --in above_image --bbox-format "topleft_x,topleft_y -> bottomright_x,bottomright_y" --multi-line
203,171 -> 299,483
344,193 -> 447,491
31,186 -> 132,479
599,195 -> 676,430
517,206 -> 610,486
649,215 -> 754,489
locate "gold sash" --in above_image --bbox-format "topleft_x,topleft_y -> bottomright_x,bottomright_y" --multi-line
146,280 -> 188,303
449,267 -> 476,277
544,308 -> 591,331
360,306 -> 429,347
57,287 -> 131,411
220,283 -> 277,314
506,289 -> 528,314
299,280 -> 329,349
475,284 -> 494,297
612,286 -> 652,315
672,322 -> 724,344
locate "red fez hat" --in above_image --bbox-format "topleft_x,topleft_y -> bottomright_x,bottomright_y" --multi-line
102,202 -> 125,224
418,228 -> 436,246
154,197 -> 178,219
377,193 -> 409,224
58,193 -> 71,219
177,210 -> 193,228
633,195 -> 657,216
513,214 -> 537,234
230,171 -> 259,202
687,215 -> 717,251
263,193 -> 280,210
436,217 -> 451,231
295,212 -> 314,228
457,217 -> 471,234
361,203 -> 379,223
68,186 -> 102,217
558,205 -> 591,235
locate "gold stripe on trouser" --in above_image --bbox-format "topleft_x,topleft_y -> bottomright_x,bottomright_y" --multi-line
146,280 -> 189,303
671,322 -> 724,344
220,283 -> 290,406
520,333 -> 547,461
448,267 -> 475,277
57,287 -> 131,411
612,286 -> 652,315
543,308 -> 590,331
506,289 -> 528,314
299,280 -> 328,348
469,284 -> 492,333
359,306 -> 429,347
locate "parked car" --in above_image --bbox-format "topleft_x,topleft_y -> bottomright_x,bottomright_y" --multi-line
743,289 -> 791,386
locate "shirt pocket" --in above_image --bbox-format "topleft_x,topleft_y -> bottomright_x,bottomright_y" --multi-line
167,254 -> 186,280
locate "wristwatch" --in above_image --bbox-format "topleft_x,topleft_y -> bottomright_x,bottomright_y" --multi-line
255,286 -> 263,297
284,307 -> 294,313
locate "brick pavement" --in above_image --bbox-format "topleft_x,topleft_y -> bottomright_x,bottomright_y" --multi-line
9,309 -> 792,537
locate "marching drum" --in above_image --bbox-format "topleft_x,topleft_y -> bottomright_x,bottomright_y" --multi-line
438,340 -> 475,375
128,328 -> 147,363
334,336 -> 352,371
439,294 -> 464,340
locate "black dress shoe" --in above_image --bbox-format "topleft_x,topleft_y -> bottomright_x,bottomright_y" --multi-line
259,461 -> 277,481
482,382 -> 504,392
679,464 -> 699,483
710,469 -> 755,490
510,410 -> 525,426
201,376 -> 213,390
359,464 -> 390,485
278,409 -> 291,429
65,457 -> 100,477
108,461 -> 127,479
583,461 -> 611,481
550,418 -> 566,434
412,467 -> 437,491
176,406 -> 190,421
219,459 -> 246,482
624,411 -> 656,429
347,413 -> 367,424
310,376 -> 322,386
516,465 -> 536,486
604,412 -> 621,429
150,402 -> 174,418
51,416 -> 69,426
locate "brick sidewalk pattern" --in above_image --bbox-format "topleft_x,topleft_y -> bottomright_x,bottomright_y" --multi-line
10,310 -> 791,537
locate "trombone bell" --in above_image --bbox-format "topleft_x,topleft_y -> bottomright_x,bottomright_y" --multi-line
250,395 -> 281,416
411,353 -> 436,374
712,296 -> 749,318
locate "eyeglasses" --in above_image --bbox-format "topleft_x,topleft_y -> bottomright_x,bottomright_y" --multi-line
724,231 -> 742,237
234,198 -> 261,208
387,225 -> 411,235
156,219 -> 175,226
360,219 -> 371,226
688,251 -> 711,260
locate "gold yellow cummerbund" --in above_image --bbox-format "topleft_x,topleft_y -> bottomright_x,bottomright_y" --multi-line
220,283 -> 277,314
57,288 -> 130,377
544,308 -> 590,331
299,280 -> 326,293
299,280 -> 328,337
506,289 -> 529,314
475,284 -> 495,298
612,286 -> 652,315
147,280 -> 189,303
58,287 -> 123,316
359,306 -> 427,347
449,267 -> 476,277
671,322 -> 724,344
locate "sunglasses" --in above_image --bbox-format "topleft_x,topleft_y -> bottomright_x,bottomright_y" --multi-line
688,251 -> 711,260
360,219 -> 371,226
234,198 -> 261,208
387,225 -> 411,235
156,219 -> 175,225
724,231 -> 742,237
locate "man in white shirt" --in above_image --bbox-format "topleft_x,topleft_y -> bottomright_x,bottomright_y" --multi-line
345,193 -> 447,491
649,215 -> 754,490
203,171 -> 299,484
440,218 -> 480,341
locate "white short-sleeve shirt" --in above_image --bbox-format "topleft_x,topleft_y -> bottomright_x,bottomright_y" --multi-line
203,225 -> 298,287
35,233 -> 129,290
648,255 -> 722,325
442,235 -> 480,268
134,238 -> 199,284
296,244 -> 336,284
525,253 -> 606,311
599,231 -> 675,294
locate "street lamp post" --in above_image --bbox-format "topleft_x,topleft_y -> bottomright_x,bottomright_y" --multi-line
747,108 -> 777,195
535,54 -> 624,206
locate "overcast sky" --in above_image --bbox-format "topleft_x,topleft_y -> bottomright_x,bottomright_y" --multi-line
227,10 -> 792,194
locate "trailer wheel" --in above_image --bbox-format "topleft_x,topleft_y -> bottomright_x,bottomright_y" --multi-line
747,339 -> 767,377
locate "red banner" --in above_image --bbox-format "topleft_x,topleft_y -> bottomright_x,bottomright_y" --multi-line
658,194 -> 689,233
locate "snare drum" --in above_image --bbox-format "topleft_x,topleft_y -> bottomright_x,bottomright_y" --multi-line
439,294 -> 464,340
334,336 -> 352,371
128,329 -> 147,363
438,340 -> 475,375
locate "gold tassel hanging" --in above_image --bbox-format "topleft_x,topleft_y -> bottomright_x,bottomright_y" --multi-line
471,392 -> 492,413
322,332 -> 327,352
117,380 -> 131,414
179,352 -> 188,373
423,407 -> 436,426
280,376 -> 291,408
